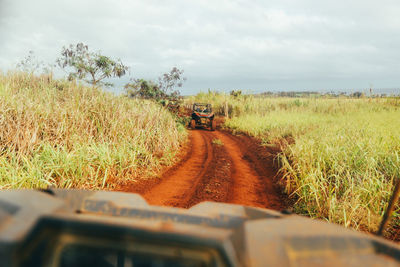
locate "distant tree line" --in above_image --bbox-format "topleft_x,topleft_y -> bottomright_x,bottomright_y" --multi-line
257,91 -> 397,98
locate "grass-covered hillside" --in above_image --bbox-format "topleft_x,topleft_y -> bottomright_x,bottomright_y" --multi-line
0,72 -> 187,189
189,92 -> 400,233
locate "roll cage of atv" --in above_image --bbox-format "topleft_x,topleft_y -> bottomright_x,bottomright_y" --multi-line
190,103 -> 216,131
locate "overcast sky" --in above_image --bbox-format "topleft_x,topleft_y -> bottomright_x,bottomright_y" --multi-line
1,0 -> 400,95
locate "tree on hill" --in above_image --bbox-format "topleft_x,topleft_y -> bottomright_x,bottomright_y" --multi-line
125,79 -> 165,99
125,67 -> 186,100
16,50 -> 55,75
230,90 -> 242,98
158,67 -> 186,99
56,43 -> 129,87
16,51 -> 43,74
351,91 -> 365,98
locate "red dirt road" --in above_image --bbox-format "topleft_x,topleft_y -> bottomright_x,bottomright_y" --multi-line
119,129 -> 286,210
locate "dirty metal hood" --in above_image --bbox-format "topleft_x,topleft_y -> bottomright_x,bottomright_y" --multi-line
0,189 -> 399,266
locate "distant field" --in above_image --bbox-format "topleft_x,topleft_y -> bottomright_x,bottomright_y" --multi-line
0,72 -> 187,189
188,92 -> 400,232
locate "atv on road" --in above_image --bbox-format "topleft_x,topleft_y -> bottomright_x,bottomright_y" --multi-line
190,103 -> 216,131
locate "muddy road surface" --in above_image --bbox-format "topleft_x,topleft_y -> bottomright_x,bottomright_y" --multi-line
119,129 -> 286,210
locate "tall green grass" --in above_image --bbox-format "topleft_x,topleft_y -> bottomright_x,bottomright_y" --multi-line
0,71 -> 187,189
193,92 -> 400,232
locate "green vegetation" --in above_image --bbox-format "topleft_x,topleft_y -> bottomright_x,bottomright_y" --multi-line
125,67 -> 185,101
189,92 -> 400,232
212,138 -> 224,146
56,43 -> 129,87
0,72 -> 186,189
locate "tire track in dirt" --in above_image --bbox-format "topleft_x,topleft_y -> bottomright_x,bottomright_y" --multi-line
214,131 -> 269,207
119,128 -> 286,210
141,130 -> 214,207
215,131 -> 285,210
185,131 -> 234,207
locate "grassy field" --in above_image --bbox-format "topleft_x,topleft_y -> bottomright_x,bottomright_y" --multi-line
0,72 -> 187,189
2,73 -> 399,233
188,92 -> 400,232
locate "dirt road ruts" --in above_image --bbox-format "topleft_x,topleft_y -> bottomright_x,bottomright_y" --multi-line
119,129 -> 286,210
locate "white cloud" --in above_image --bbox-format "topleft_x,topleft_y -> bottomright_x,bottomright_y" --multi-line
0,0 -> 400,94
